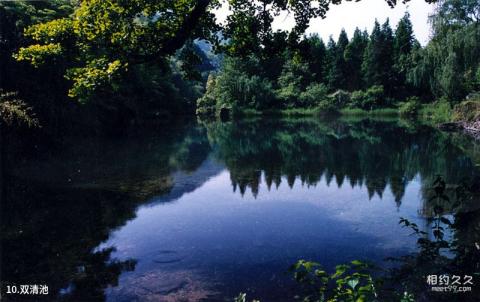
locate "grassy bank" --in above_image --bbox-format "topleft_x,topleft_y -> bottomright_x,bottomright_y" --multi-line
418,100 -> 452,124
232,98 -> 480,127
238,108 -> 321,117
238,107 -> 399,117
339,107 -> 398,116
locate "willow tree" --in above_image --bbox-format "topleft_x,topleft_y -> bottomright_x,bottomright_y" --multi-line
408,0 -> 480,101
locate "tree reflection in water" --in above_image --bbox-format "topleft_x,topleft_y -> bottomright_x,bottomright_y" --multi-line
205,118 -> 480,301
2,117 -> 479,301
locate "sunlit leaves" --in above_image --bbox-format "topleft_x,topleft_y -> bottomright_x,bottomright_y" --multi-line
14,0 -> 219,100
65,58 -> 127,101
15,43 -> 63,67
24,18 -> 74,43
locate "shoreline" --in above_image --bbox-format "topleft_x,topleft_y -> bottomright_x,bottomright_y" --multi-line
438,121 -> 480,140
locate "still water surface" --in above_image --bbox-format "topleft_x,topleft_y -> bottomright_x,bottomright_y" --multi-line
3,117 -> 479,301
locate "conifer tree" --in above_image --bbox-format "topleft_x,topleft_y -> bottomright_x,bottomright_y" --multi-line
345,28 -> 369,90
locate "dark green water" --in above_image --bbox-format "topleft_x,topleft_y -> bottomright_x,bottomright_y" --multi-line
2,117 -> 479,301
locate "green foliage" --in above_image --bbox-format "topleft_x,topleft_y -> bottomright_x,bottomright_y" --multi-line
350,86 -> 385,110
14,43 -> 64,67
12,0 -> 417,103
399,96 -> 421,117
408,0 -> 480,102
65,59 -> 127,101
299,83 -> 329,108
290,260 -> 378,302
3,0 -> 478,127
362,20 -> 395,93
326,30 -> 349,90
419,98 -> 452,123
393,12 -> 417,97
316,100 -> 338,114
304,34 -> 328,83
340,107 -> 399,117
13,0 -> 220,100
440,53 -> 464,101
196,74 -> 218,116
476,66 -> 480,87
197,11 -> 436,116
394,12 -> 415,60
222,0 -> 362,59
177,40 -> 204,81
387,175 -> 480,300
277,58 -> 312,108
329,90 -> 352,109
196,57 -> 276,116
344,29 -> 369,91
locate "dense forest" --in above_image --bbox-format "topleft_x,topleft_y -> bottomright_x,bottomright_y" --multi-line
198,1 -> 480,119
0,0 -> 479,133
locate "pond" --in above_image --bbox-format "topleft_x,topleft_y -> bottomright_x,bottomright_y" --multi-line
2,117 -> 479,301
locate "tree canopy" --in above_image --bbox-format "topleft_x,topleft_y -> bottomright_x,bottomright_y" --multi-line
12,0 -> 436,101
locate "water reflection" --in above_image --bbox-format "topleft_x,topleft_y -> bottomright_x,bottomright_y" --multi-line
2,117 -> 479,301
204,118 -> 477,204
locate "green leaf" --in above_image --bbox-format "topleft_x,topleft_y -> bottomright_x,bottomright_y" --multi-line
347,278 -> 359,289
332,264 -> 349,278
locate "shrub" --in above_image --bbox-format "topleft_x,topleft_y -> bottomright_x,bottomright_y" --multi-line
317,99 -> 338,113
350,85 -> 385,110
225,75 -> 275,110
196,74 -> 217,116
364,85 -> 385,109
330,90 -> 351,108
399,96 -> 421,117
247,76 -> 276,110
419,97 -> 452,123
276,59 -> 311,108
196,61 -> 277,116
196,94 -> 216,116
299,83 -> 329,107
350,90 -> 367,108
452,99 -> 480,122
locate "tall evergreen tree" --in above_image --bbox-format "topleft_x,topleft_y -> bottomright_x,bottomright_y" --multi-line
327,30 -> 349,90
394,12 -> 415,60
362,20 -> 382,87
326,36 -> 338,90
362,19 -> 395,96
393,12 -> 416,97
305,34 -> 327,83
345,28 -> 369,90
380,19 -> 395,91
